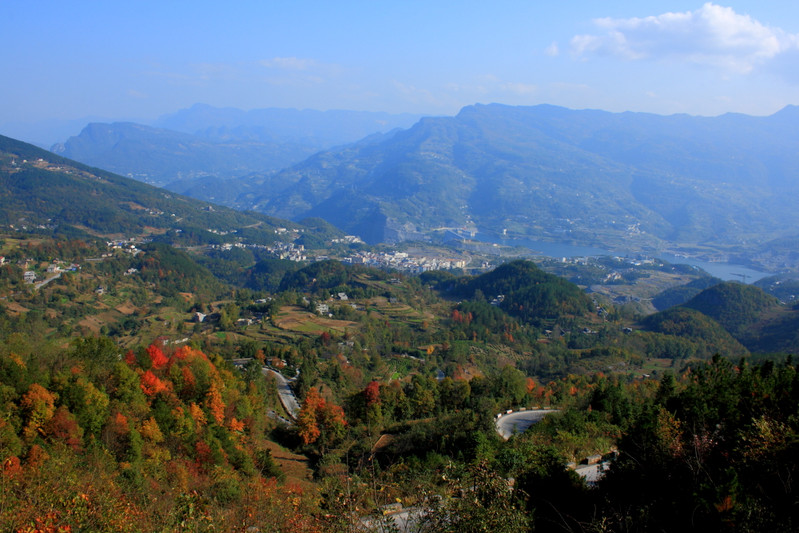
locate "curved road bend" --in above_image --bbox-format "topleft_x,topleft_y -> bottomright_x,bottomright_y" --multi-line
495,409 -> 559,440
264,368 -> 301,420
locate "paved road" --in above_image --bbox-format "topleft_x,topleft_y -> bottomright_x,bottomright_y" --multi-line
574,462 -> 611,485
495,409 -> 559,439
34,272 -> 61,290
264,368 -> 301,420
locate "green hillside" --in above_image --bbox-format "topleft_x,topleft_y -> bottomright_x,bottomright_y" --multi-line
651,276 -> 722,311
278,259 -> 391,294
452,259 -> 594,326
756,273 -> 799,303
668,281 -> 799,354
1,222 -> 798,530
0,134 -> 314,246
682,282 -> 780,339
641,307 -> 748,359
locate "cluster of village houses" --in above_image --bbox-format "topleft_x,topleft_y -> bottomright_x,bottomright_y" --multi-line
341,250 -> 468,272
107,240 -> 143,255
206,239 -> 470,274
208,241 -> 308,262
4,257 -> 81,285
14,225 -> 472,289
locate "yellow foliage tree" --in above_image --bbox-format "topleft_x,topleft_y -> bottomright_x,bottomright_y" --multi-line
21,383 -> 57,441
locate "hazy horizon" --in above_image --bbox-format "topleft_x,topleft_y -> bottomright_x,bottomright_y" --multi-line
3,1 -> 799,144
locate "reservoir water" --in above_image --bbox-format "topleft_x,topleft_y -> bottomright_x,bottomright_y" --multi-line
471,233 -> 771,283
655,253 -> 769,283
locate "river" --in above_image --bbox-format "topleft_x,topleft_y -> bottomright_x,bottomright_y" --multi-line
467,232 -> 771,283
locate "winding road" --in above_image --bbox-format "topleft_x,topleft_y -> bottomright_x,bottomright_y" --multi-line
495,409 -> 559,440
264,368 -> 301,420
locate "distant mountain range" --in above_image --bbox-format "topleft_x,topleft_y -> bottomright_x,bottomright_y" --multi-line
48,103 -> 799,267
52,104 -> 423,188
52,121 -> 314,189
230,104 -> 798,264
153,103 -> 423,146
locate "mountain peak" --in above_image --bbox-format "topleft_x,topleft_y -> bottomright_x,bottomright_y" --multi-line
771,104 -> 799,118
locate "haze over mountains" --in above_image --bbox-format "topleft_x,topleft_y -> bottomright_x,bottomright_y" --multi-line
53,104 -> 423,187
51,103 -> 799,269
245,104 -> 799,253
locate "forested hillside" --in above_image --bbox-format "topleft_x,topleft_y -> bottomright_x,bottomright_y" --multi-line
0,339 -> 307,531
227,104 -> 799,266
452,259 -> 593,326
0,134 -> 323,246
1,223 -> 798,531
1,138 -> 798,530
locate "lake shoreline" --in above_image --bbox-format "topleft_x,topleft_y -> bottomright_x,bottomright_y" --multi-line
455,231 -> 772,283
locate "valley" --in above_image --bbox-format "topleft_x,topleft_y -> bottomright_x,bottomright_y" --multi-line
0,115 -> 798,531
6,2 -> 799,530
52,104 -> 799,273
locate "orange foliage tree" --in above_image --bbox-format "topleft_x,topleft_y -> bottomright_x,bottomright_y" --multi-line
205,382 -> 226,425
296,387 -> 346,453
0,337 -> 323,531
139,370 -> 168,397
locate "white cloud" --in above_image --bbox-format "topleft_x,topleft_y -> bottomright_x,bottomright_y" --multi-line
545,42 -> 560,57
571,3 -> 799,74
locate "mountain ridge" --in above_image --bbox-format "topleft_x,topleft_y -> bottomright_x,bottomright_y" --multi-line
39,102 -> 799,269
0,133 -> 334,246
53,105 -> 424,187
235,103 -> 799,263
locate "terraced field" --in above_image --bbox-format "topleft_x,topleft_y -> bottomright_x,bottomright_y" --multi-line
272,305 -> 358,334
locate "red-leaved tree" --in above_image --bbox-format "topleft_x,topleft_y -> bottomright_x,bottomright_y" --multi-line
296,387 -> 346,454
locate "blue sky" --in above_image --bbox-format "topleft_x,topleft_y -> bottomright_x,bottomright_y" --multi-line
2,1 -> 799,142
